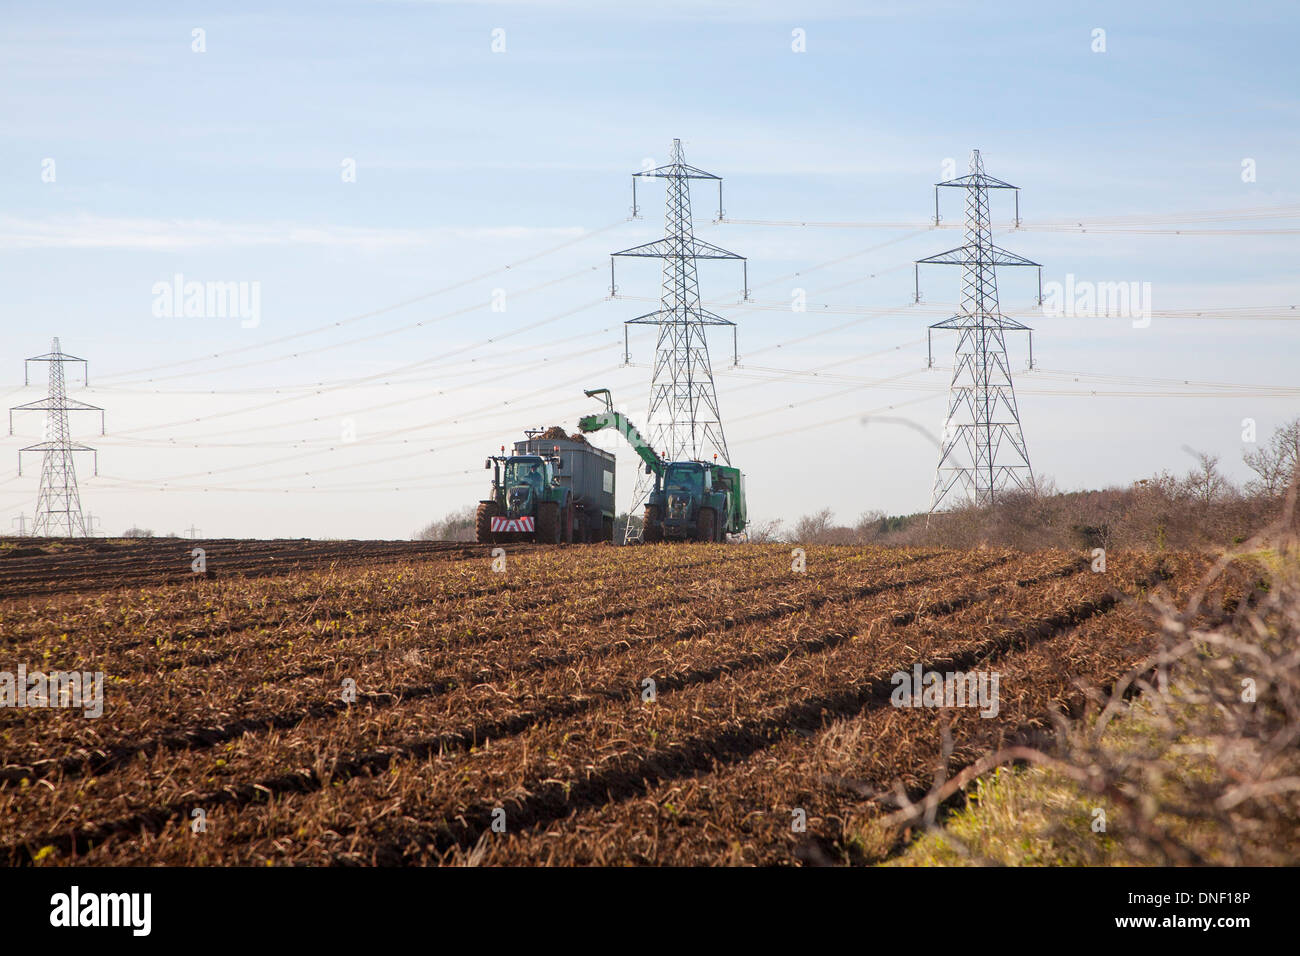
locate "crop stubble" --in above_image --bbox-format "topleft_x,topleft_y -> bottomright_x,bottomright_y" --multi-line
0,542 -> 1228,866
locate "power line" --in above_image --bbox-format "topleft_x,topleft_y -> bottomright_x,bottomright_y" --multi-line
62,229 -> 938,442
23,188 -> 1293,513
717,364 -> 1300,399
101,340 -> 620,459
718,200 -> 1300,232
95,220 -> 625,383
106,311 -> 614,439
86,310 -> 615,397
736,392 -> 936,444
94,360 -> 629,489
106,265 -> 602,388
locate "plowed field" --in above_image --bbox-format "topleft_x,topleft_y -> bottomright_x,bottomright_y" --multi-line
0,538 -> 1238,865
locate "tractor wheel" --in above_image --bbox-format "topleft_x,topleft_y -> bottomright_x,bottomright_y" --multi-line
537,502 -> 562,545
696,507 -> 717,543
602,516 -> 614,543
643,505 -> 663,543
475,501 -> 501,544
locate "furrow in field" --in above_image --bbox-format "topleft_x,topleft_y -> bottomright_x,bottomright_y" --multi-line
0,549 -> 915,771
7,550 -> 1111,865
0,549 -> 1040,862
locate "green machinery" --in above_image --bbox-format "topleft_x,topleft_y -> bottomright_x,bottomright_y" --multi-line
477,445 -> 571,544
476,428 -> 617,544
577,389 -> 746,543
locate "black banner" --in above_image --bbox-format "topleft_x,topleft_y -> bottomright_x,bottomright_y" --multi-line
0,865 -> 1274,942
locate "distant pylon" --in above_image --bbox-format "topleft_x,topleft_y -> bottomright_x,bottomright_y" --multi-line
914,150 -> 1042,512
610,138 -> 748,541
9,338 -> 105,537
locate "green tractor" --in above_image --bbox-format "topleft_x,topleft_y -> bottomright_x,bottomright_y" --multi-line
577,389 -> 747,543
476,445 -> 574,544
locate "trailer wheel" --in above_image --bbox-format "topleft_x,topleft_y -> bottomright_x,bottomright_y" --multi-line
475,501 -> 501,544
643,505 -> 663,543
696,507 -> 717,543
537,502 -> 562,544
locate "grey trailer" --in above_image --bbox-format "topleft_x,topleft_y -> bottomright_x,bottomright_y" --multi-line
514,435 -> 616,542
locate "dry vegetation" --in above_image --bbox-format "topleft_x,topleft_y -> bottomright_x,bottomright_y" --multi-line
783,418 -> 1300,553
0,533 -> 1254,866
862,489 -> 1300,866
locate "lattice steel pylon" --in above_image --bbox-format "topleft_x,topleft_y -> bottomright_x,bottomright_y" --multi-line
9,338 -> 104,537
914,149 -> 1043,513
610,138 -> 748,541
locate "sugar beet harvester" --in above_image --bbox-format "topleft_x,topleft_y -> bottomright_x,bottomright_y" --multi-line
476,428 -> 617,544
577,389 -> 746,543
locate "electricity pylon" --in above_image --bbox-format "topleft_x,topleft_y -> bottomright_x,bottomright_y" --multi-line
9,338 -> 104,537
914,150 -> 1042,512
610,138 -> 748,541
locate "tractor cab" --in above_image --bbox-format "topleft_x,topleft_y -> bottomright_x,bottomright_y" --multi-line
662,461 -> 709,521
655,460 -> 730,539
484,451 -> 561,514
663,461 -> 708,494
500,455 -> 554,518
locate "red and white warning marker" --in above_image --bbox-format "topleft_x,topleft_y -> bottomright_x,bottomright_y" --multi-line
490,516 -> 535,533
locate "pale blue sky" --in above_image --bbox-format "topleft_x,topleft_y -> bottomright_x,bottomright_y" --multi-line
2,0 -> 1297,537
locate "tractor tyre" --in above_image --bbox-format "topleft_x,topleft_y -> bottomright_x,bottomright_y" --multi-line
537,502 -> 562,545
643,505 -> 663,543
602,515 -> 615,543
475,501 -> 501,544
696,507 -> 717,544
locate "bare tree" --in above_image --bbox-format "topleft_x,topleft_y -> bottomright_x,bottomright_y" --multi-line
1244,418 -> 1300,498
853,509 -> 887,542
413,506 -> 477,541
747,517 -> 785,543
1181,451 -> 1228,509
793,508 -> 838,543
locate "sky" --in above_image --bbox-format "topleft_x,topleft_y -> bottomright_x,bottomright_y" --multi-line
1,0 -> 1298,539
